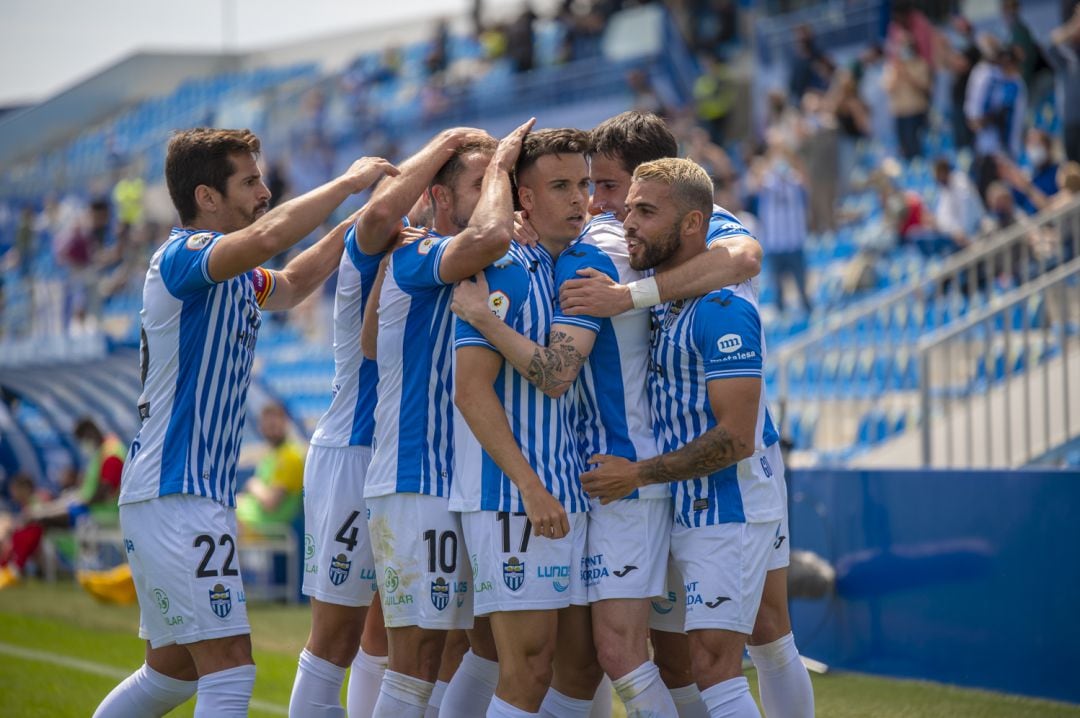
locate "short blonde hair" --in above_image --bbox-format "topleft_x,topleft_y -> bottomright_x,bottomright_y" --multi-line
632,157 -> 714,217
1059,161 -> 1080,194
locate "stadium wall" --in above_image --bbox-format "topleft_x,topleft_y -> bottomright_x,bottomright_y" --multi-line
789,467 -> 1080,704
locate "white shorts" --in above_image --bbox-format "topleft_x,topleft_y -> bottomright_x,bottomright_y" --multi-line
672,520 -> 779,634
648,556 -> 686,634
367,493 -> 473,630
463,510 -> 588,615
586,497 -> 671,603
121,495 -> 250,649
302,445 -> 378,607
768,479 -> 790,572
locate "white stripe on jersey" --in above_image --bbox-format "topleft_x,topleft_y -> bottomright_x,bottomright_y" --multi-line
310,226 -> 383,448
451,243 -> 587,513
365,233 -> 456,498
555,214 -> 664,500
648,281 -> 783,528
120,228 -> 262,508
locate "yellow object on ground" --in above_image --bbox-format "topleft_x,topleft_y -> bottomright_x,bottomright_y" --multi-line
0,565 -> 20,590
76,563 -> 137,605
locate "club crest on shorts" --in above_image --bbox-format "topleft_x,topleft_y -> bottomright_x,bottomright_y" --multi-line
430,577 -> 450,610
503,556 -> 525,591
209,583 -> 232,619
329,553 -> 352,586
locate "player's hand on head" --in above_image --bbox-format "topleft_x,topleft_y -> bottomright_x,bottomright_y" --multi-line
443,127 -> 493,146
512,210 -> 540,247
558,268 -> 631,318
450,273 -> 491,324
344,157 -> 400,193
521,483 -> 570,539
493,118 -> 536,172
581,454 -> 638,504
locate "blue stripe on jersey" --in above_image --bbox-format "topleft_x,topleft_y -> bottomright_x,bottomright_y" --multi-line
649,285 -> 779,528
345,228 -> 383,447
454,243 -> 587,513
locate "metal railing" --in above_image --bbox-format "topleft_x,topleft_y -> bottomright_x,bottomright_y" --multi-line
916,256 -> 1080,468
774,197 -> 1080,455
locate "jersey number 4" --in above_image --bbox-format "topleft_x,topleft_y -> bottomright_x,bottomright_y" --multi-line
194,534 -> 239,578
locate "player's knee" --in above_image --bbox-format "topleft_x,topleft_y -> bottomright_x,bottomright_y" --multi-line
653,649 -> 694,689
308,622 -> 364,667
594,629 -> 638,677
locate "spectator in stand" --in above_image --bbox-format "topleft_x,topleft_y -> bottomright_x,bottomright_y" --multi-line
626,68 -> 669,118
236,402 -> 305,540
981,181 -> 1029,235
694,54 -> 736,145
967,39 -> 1027,196
1001,129 -> 1062,215
925,156 -> 985,255
854,43 -> 897,149
507,5 -> 537,73
425,19 -> 451,76
942,15 -> 982,152
789,24 -> 833,101
750,136 -> 813,313
883,28 -> 932,160
1047,4 -> 1080,162
799,89 -> 840,233
1001,0 -> 1041,90
70,417 -> 126,524
829,69 -> 871,195
887,0 -> 937,68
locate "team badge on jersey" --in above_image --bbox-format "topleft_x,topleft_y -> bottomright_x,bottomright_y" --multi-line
488,291 -> 510,321
209,583 -> 232,619
717,333 -> 743,353
430,577 -> 450,610
329,553 -> 352,586
503,556 -> 525,591
185,232 -> 215,251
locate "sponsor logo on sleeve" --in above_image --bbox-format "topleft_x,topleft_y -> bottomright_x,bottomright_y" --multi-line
488,291 -> 510,321
185,232 -> 215,251
717,333 -> 743,354
417,237 -> 437,255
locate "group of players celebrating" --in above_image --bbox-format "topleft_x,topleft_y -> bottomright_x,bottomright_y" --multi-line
93,111 -> 815,718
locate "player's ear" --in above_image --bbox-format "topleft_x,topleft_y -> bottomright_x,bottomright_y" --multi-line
680,209 -> 704,237
430,184 -> 451,212
194,184 -> 219,216
517,185 -> 535,213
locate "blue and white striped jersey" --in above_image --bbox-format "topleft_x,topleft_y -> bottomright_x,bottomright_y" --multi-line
310,224 -> 384,448
365,231 -> 456,498
120,227 -> 275,508
552,213 -> 664,500
648,279 -> 783,528
451,243 -> 588,514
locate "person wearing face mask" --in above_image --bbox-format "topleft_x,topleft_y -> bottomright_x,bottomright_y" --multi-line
1001,129 -> 1062,214
71,417 -> 127,521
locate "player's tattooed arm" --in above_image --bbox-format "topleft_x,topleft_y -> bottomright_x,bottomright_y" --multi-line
638,425 -> 748,486
523,330 -> 588,397
451,273 -> 596,398
581,376 -> 760,504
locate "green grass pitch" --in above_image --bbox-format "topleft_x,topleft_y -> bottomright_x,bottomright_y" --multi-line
0,580 -> 1076,717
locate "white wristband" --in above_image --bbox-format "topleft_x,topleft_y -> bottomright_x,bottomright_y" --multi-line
627,276 -> 661,309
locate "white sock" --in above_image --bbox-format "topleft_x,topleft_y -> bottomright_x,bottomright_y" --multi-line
611,661 -> 677,716
747,633 -> 814,718
348,648 -> 388,718
193,664 -> 256,718
424,679 -> 448,717
700,677 -> 760,718
539,687 -> 592,718
289,648 -> 347,717
93,663 -> 197,717
440,650 -> 499,717
487,695 -> 539,717
670,683 -> 709,718
372,670 -> 435,718
590,675 -> 612,718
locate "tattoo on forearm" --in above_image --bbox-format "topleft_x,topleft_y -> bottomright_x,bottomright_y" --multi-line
524,330 -> 587,394
641,425 -> 743,485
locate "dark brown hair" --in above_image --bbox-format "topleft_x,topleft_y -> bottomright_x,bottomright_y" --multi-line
515,128 -> 590,180
165,128 -> 261,224
590,111 -> 678,174
432,138 -> 499,190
